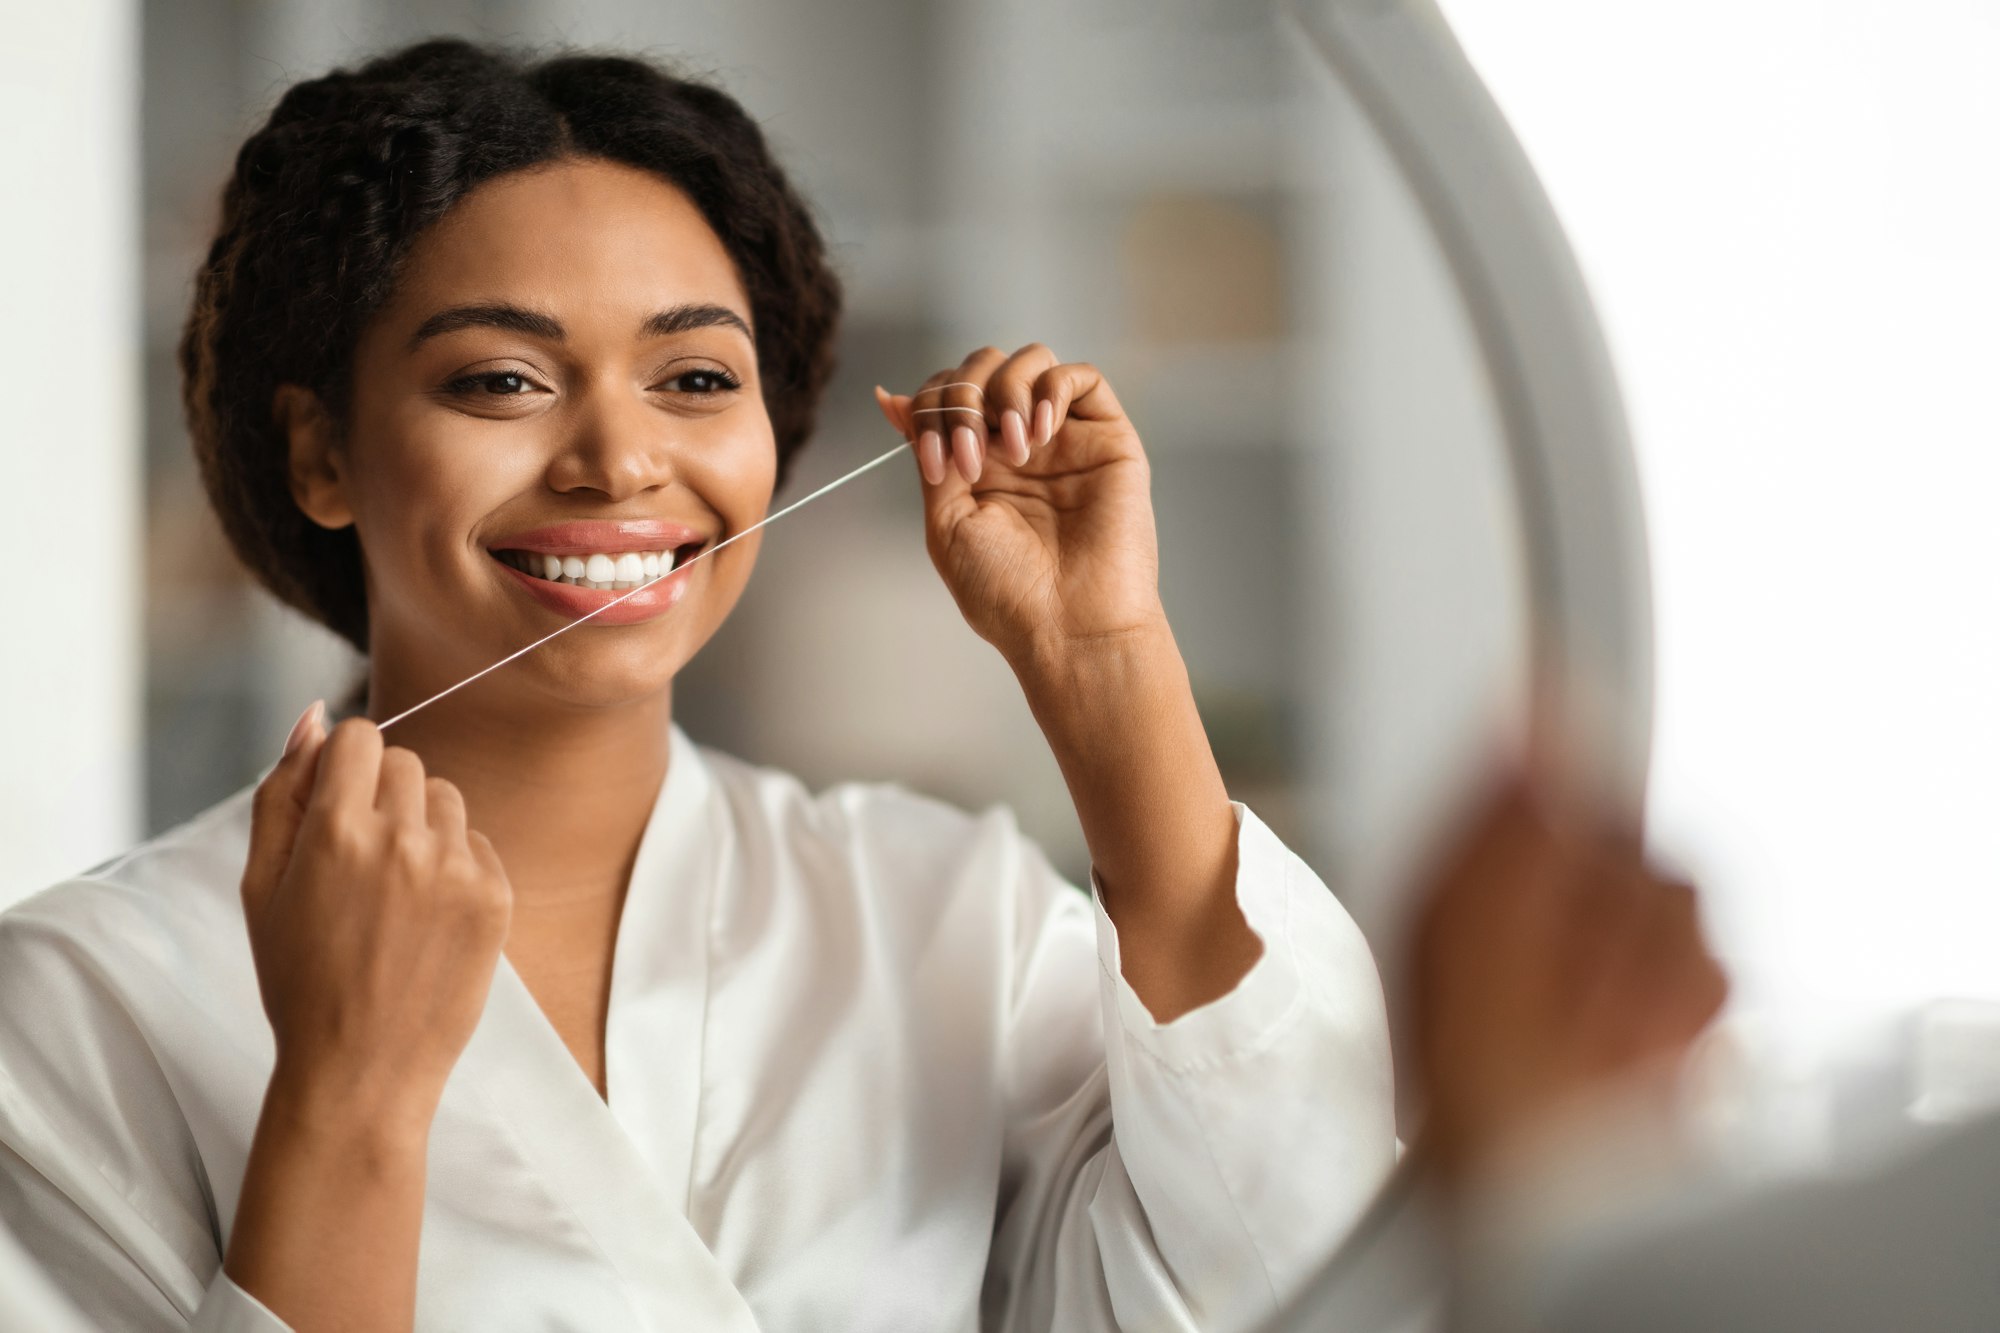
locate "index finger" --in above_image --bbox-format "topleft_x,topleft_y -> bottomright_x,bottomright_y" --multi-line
242,702 -> 330,918
913,348 -> 1008,483
306,716 -> 386,820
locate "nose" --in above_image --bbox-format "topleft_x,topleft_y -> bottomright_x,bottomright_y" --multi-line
543,377 -> 676,502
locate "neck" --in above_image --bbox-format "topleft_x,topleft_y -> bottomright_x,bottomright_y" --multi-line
363,677 -> 675,913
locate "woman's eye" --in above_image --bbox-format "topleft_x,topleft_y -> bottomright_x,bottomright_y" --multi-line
445,371 -> 537,397
664,368 -> 743,395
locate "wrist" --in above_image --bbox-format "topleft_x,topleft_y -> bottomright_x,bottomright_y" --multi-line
264,1056 -> 440,1158
1008,612 -> 1179,709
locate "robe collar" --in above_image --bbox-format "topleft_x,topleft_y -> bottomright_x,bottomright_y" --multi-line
452,722 -> 757,1329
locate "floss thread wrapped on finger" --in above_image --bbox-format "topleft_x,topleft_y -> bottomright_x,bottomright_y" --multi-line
910,381 -> 987,421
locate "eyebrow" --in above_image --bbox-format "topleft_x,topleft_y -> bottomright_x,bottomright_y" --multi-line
405,300 -> 755,350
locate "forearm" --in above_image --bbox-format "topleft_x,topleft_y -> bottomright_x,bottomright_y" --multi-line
1013,619 -> 1262,1022
225,1067 -> 433,1332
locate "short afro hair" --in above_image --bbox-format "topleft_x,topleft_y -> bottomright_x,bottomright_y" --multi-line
179,38 -> 843,652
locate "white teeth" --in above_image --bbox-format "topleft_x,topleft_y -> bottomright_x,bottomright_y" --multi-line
502,547 -> 689,589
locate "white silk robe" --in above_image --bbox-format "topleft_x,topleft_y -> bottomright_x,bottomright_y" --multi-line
0,724 -> 1395,1331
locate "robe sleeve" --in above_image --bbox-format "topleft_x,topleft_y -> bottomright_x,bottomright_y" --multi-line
0,908 -> 294,1333
981,801 -> 1398,1331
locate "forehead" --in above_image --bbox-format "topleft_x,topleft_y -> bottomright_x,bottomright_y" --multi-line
385,157 -> 750,328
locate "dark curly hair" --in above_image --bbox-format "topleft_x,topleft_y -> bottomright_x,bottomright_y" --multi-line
179,38 -> 843,652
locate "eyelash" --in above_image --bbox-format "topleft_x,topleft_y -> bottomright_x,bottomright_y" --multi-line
442,368 -> 744,398
443,371 -> 536,398
671,368 -> 744,395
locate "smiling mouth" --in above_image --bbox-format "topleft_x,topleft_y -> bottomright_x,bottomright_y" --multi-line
491,542 -> 706,591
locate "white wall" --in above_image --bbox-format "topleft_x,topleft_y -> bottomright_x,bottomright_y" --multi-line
1440,1 -> 2000,1052
0,0 -> 142,905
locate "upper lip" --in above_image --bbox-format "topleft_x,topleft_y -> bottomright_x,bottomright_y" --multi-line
485,519 -> 708,555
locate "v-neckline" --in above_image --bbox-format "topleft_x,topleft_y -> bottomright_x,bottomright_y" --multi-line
483,723 -> 720,1200
449,725 -> 755,1328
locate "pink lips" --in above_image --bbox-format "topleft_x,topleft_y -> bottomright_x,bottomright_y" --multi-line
487,519 -> 710,627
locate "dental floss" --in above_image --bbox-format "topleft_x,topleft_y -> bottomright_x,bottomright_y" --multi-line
912,380 -> 990,420
375,437 -> 914,732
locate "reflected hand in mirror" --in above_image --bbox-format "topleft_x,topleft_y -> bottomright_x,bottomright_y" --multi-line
1406,762 -> 1731,1194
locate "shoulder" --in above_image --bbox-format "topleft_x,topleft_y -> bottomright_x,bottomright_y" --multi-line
0,784 -> 257,990
0,803 -> 255,1323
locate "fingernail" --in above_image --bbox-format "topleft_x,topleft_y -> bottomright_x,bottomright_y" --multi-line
283,700 -> 325,758
1002,408 -> 1027,462
952,425 -> 982,483
919,430 -> 945,485
1034,399 -> 1054,445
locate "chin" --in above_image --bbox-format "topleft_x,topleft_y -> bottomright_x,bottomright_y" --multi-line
525,630 -> 698,713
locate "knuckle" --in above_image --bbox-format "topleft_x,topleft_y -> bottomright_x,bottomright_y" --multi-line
382,746 -> 425,778
330,716 -> 379,747
385,824 -> 431,868
321,816 -> 372,863
447,864 -> 510,921
473,883 -> 512,923
438,843 -> 477,881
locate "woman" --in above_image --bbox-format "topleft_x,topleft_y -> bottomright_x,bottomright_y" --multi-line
0,39 -> 1395,1332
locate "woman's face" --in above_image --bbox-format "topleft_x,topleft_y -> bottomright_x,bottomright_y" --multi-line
320,156 -> 776,714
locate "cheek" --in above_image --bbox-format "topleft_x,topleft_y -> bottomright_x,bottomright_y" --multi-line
346,411 -> 530,581
693,412 -> 781,533
686,418 -> 779,625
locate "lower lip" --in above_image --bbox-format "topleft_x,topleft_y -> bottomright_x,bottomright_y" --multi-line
494,555 -> 695,625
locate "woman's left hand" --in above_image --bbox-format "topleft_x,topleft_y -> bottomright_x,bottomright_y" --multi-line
880,346 -> 1263,1020
873,343 -> 1164,670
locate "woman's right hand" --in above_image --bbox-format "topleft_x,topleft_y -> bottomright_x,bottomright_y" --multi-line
241,703 -> 514,1130
1407,768 -> 1729,1191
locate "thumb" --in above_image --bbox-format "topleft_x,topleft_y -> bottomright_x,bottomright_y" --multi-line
242,700 -> 328,927
872,384 -> 916,439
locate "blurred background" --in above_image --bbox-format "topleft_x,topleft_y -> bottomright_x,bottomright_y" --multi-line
4,0 -> 1997,1184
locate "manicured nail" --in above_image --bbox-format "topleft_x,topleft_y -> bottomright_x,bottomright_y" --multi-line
1034,399 -> 1054,446
1002,408 -> 1028,463
283,700 -> 325,758
918,430 -> 946,485
952,425 -> 982,482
